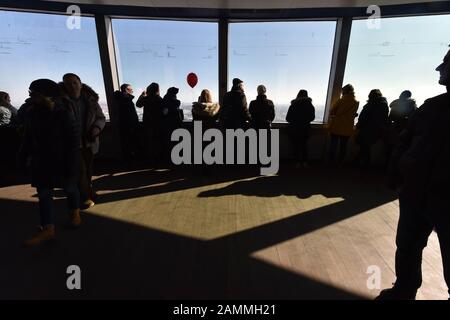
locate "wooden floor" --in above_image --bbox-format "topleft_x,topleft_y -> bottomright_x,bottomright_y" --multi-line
0,164 -> 447,299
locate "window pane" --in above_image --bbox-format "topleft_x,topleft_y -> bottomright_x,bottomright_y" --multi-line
112,19 -> 219,121
344,14 -> 450,108
0,10 -> 108,118
229,21 -> 337,123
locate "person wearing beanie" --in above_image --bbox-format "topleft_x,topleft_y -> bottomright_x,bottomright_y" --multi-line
136,82 -> 165,166
249,85 -> 275,130
19,79 -> 81,246
161,87 -> 183,163
286,89 -> 316,168
220,77 -> 251,129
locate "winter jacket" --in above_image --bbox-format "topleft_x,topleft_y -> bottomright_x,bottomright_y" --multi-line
136,94 -> 164,127
388,91 -> 450,209
19,97 -> 80,188
328,94 -> 359,137
388,98 -> 417,132
0,103 -> 17,127
249,95 -> 275,129
220,86 -> 251,129
16,98 -> 33,127
0,106 -> 12,127
192,102 -> 220,128
59,83 -> 106,155
356,96 -> 389,146
114,90 -> 139,133
162,93 -> 183,129
286,97 -> 316,136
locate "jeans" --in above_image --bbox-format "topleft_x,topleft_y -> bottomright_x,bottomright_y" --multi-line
37,184 -> 80,227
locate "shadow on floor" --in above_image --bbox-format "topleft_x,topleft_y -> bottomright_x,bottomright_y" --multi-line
0,166 -> 396,299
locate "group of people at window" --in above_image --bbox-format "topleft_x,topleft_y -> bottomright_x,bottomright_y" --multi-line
112,77 -> 417,169
0,74 -> 430,250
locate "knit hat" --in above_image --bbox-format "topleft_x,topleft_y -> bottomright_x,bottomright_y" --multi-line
232,78 -> 243,86
167,87 -> 179,95
29,79 -> 60,98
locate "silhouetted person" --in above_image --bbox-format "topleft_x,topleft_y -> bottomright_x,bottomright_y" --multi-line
114,83 -> 139,164
249,85 -> 275,129
19,79 -> 81,246
61,73 -> 105,209
220,78 -> 251,130
355,89 -> 389,168
377,49 -> 450,300
16,98 -> 33,128
136,82 -> 164,165
385,91 -> 418,163
389,90 -> 417,131
328,84 -> 359,163
162,87 -> 183,163
0,91 -> 18,127
192,89 -> 220,176
0,91 -> 19,176
192,89 -> 220,129
286,89 -> 315,168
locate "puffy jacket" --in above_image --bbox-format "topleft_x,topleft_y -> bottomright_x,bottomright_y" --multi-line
59,83 -> 106,154
328,94 -> 359,137
19,97 -> 80,188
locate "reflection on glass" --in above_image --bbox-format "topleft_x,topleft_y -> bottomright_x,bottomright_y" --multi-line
0,10 -> 107,118
112,19 -> 219,121
344,14 -> 450,108
229,21 -> 336,123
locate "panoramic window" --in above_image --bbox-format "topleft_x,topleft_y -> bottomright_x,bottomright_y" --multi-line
0,10 -> 108,118
229,21 -> 337,123
344,14 -> 450,108
112,19 -> 219,121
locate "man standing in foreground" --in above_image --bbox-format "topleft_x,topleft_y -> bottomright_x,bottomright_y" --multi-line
377,49 -> 450,299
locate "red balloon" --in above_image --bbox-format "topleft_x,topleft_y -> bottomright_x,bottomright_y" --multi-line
187,72 -> 198,88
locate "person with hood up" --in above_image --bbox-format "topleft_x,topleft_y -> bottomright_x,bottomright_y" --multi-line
136,82 -> 164,165
161,87 -> 183,163
286,89 -> 316,168
114,83 -> 139,164
355,89 -> 389,168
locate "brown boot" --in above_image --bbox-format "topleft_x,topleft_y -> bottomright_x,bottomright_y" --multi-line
24,225 -> 55,247
69,209 -> 82,228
